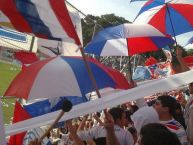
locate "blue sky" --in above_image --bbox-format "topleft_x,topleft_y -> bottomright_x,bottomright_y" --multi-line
67,0 -> 145,22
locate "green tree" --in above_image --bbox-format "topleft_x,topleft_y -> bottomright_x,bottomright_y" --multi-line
82,14 -> 129,46
186,49 -> 193,56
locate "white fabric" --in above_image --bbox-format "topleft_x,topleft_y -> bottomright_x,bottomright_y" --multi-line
124,24 -> 165,37
67,3 -> 83,45
131,106 -> 159,134
101,39 -> 128,56
5,69 -> 193,136
172,0 -> 193,4
28,57 -> 82,100
184,94 -> 193,145
37,39 -> 81,57
175,31 -> 193,47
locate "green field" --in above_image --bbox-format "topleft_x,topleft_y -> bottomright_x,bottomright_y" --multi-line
0,61 -> 20,124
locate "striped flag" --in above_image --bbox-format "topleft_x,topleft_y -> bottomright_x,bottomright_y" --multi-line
0,0 -> 81,45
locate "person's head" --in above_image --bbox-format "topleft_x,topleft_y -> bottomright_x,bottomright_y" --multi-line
154,95 -> 177,117
138,123 -> 181,145
108,107 -> 126,128
174,102 -> 186,129
125,110 -> 134,127
188,82 -> 193,94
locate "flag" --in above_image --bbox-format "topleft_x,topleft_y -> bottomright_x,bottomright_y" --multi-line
9,96 -> 85,145
133,62 -> 173,81
148,62 -> 174,78
37,3 -> 83,57
0,0 -> 81,45
23,96 -> 87,118
23,127 -> 52,145
9,101 -> 31,145
14,51 -> 39,64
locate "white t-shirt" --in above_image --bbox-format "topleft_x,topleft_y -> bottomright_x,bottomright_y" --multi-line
131,106 -> 159,134
78,125 -> 134,145
161,119 -> 188,145
58,134 -> 74,145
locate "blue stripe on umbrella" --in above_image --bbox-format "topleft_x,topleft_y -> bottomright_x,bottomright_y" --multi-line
138,0 -> 163,15
15,0 -> 53,38
90,25 -> 125,43
85,41 -> 106,56
63,57 -> 116,95
150,36 -> 174,48
85,25 -> 125,55
166,6 -> 193,36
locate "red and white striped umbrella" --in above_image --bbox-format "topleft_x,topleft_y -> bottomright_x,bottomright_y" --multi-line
4,56 -> 130,101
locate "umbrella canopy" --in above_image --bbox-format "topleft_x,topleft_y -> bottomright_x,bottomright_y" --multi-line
183,55 -> 193,67
84,23 -> 174,56
134,0 -> 193,46
4,56 -> 130,101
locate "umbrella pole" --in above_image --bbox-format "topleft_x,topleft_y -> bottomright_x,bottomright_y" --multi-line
79,46 -> 102,98
127,41 -> 133,83
128,55 -> 133,83
29,35 -> 35,52
0,98 -> 6,145
165,3 -> 178,46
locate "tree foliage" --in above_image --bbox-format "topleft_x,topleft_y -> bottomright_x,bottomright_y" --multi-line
81,14 -> 129,46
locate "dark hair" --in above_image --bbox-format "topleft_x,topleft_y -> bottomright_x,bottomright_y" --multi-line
128,127 -> 137,135
147,99 -> 156,106
140,123 -> 181,145
108,107 -> 125,122
157,95 -> 177,116
174,103 -> 186,129
125,110 -> 133,122
96,112 -> 101,117
130,104 -> 139,113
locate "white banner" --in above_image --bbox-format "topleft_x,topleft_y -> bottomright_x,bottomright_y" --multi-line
5,69 -> 193,136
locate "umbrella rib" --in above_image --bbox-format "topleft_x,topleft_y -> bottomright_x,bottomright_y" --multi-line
165,3 -> 178,45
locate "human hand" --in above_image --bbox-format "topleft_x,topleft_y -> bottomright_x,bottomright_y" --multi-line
104,109 -> 114,130
176,46 -> 183,59
66,120 -> 75,134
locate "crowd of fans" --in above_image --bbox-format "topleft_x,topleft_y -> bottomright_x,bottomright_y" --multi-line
27,46 -> 193,145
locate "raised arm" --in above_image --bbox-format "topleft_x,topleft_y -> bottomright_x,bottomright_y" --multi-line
77,115 -> 89,131
104,110 -> 122,145
66,120 -> 85,145
176,46 -> 190,72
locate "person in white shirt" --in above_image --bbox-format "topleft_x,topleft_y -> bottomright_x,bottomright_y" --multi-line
184,83 -> 193,145
154,95 -> 188,145
77,107 -> 134,145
